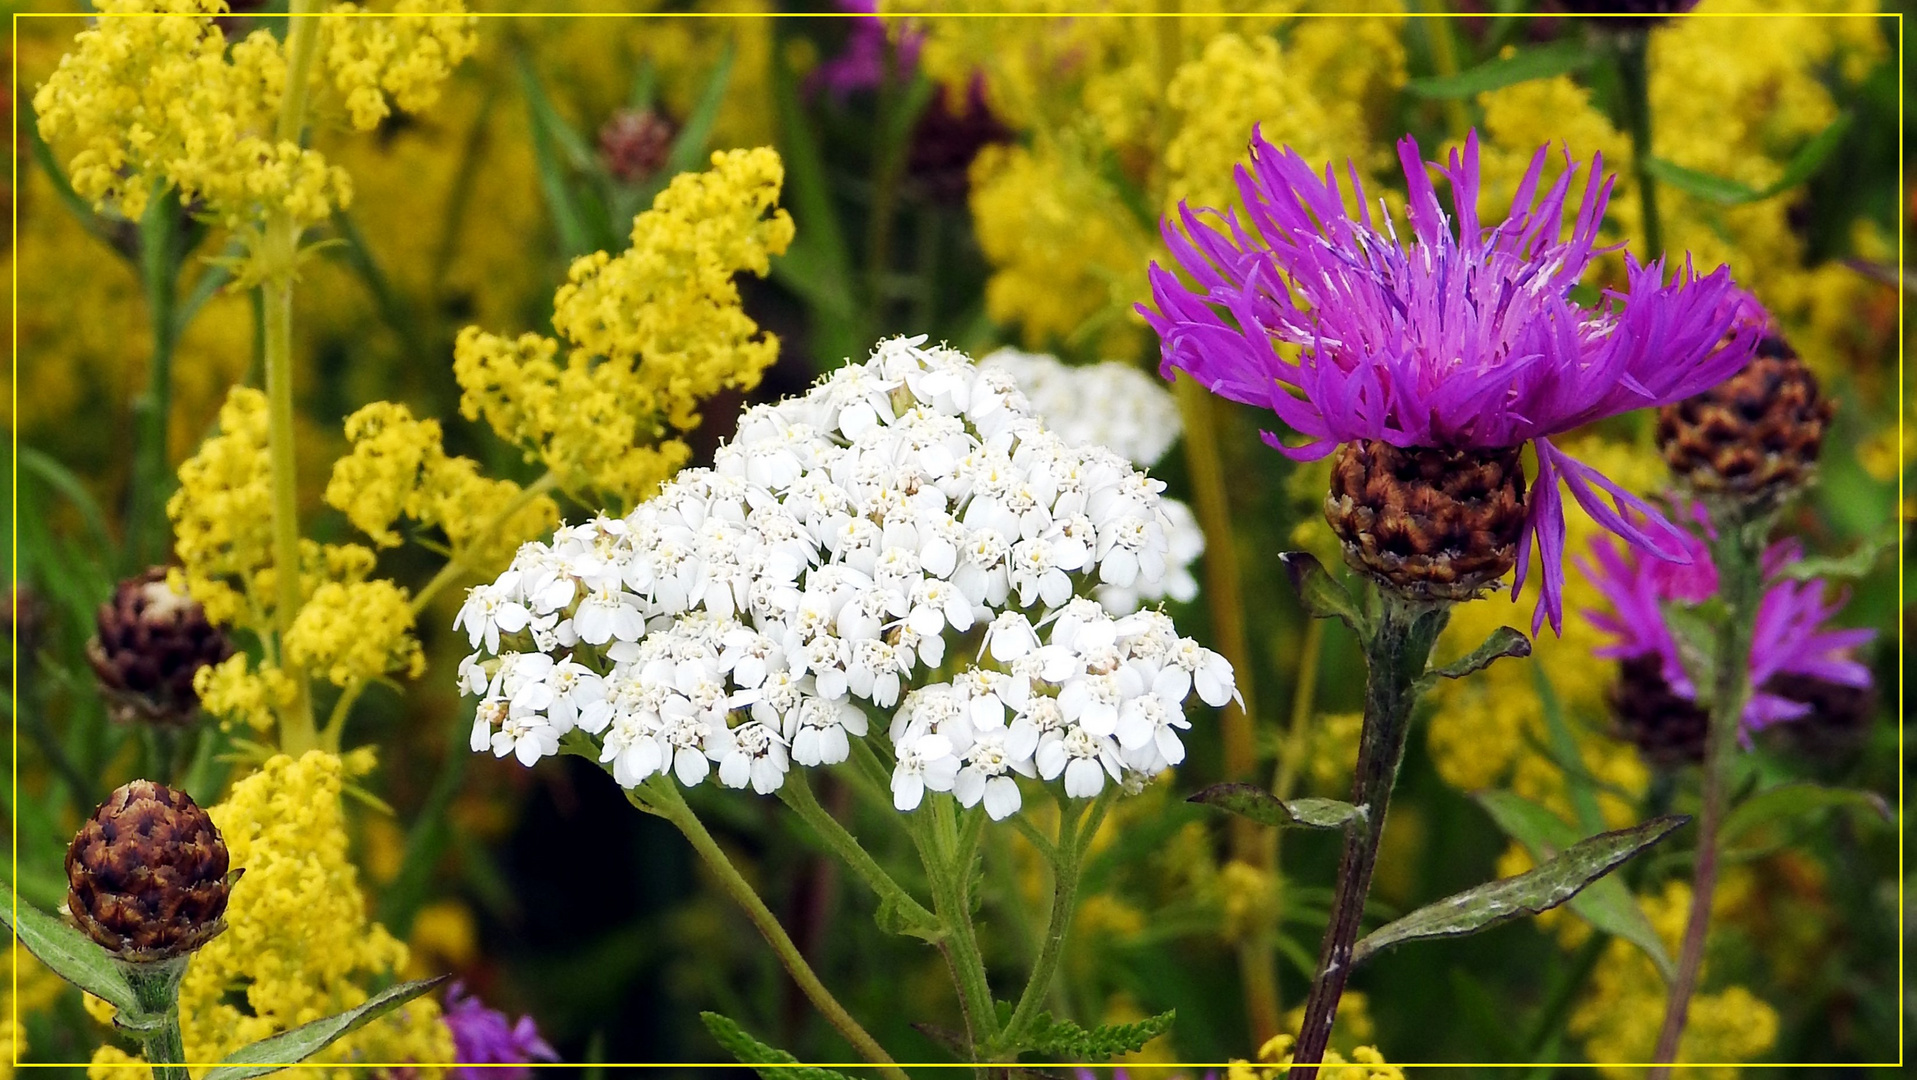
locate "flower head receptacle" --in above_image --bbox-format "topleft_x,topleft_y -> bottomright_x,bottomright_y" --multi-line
1657,334 -> 1832,508
86,568 -> 235,728
66,780 -> 234,963
1325,440 -> 1528,603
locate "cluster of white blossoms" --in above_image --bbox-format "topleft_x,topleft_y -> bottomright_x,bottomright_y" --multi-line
456,337 -> 1235,820
980,348 -> 1202,611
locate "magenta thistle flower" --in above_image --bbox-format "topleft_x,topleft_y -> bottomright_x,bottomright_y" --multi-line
807,1 -> 923,101
445,981 -> 560,1080
1579,504 -> 1875,734
1142,130 -> 1759,631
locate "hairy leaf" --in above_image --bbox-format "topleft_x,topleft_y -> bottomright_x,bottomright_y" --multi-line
701,1012 -> 859,1079
200,977 -> 447,1080
1422,625 -> 1532,689
1188,783 -> 1364,830
1353,816 -> 1688,965
1772,533 -> 1893,583
1476,791 -> 1675,982
0,894 -> 139,1015
1279,552 -> 1370,637
1406,39 -> 1591,99
1021,1008 -> 1175,1060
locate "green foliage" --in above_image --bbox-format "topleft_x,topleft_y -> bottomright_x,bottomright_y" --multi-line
0,893 -> 140,1015
200,977 -> 448,1080
1016,1007 -> 1176,1061
1646,113 -> 1853,205
1187,783 -> 1364,829
1406,39 -> 1592,99
1421,625 -> 1532,690
700,1012 -> 860,1079
1352,816 -> 1688,965
1279,551 -> 1371,637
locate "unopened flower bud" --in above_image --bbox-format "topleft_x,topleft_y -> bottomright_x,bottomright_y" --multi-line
66,781 -> 234,961
86,568 -> 233,727
1759,671 -> 1878,763
598,108 -> 675,185
1656,336 -> 1832,503
1324,440 -> 1527,602
1607,654 -> 1708,768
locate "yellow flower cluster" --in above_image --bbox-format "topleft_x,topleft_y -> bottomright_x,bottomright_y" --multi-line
196,653 -> 300,734
34,0 -> 350,228
0,948 -> 65,1080
327,400 -> 559,568
323,0 -> 479,131
1569,882 -> 1780,1076
896,3 -> 1404,357
166,387 -> 277,629
286,579 -> 425,686
89,752 -> 452,1078
1228,1032 -> 1404,1080
454,147 -> 794,508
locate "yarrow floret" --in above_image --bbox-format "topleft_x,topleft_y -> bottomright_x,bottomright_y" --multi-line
1578,501 -> 1874,734
979,347 -> 1203,611
1143,129 -> 1760,632
456,337 -> 1237,819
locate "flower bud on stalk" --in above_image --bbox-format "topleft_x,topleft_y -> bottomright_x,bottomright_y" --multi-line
1325,441 -> 1527,602
86,568 -> 234,728
66,780 -> 234,962
599,108 -> 675,185
1656,336 -> 1832,509
1608,653 -> 1710,768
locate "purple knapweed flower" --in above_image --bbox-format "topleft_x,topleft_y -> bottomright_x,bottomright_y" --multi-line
1142,129 -> 1759,632
445,981 -> 560,1080
807,0 -> 923,100
1579,503 -> 1875,735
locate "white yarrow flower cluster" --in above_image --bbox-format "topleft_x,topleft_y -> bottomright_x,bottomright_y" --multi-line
980,348 -> 1202,611
456,336 -> 1236,820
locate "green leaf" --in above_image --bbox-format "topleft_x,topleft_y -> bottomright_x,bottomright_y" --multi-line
18,446 -> 116,555
660,43 -> 736,181
0,895 -> 140,1015
1020,1008 -> 1175,1060
1719,783 -> 1890,852
1475,791 -> 1675,982
1647,112 -> 1854,206
699,1012 -> 859,1079
1353,816 -> 1688,965
1772,533 -> 1893,583
1406,39 -> 1592,99
1187,783 -> 1364,830
1279,551 -> 1370,637
1422,626 -> 1531,689
199,976 -> 447,1080
1534,664 -> 1605,837
516,51 -> 596,257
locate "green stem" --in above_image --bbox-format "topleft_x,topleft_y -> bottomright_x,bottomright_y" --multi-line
1649,510 -> 1768,1073
1000,789 -> 1110,1049
1289,592 -> 1449,1076
1417,0 -> 1474,138
1259,616 -> 1325,1026
640,779 -> 910,1080
129,183 -> 181,570
409,471 -> 560,619
918,797 -> 998,1064
1612,28 -> 1663,260
778,770 -> 939,936
121,956 -> 190,1080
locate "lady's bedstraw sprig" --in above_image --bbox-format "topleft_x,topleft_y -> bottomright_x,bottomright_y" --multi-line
1146,131 -> 1746,1074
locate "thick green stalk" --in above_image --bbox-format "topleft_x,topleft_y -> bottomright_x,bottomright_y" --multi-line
1289,593 -> 1448,1076
1649,512 -> 1767,1073
121,956 -> 190,1080
1000,789 -> 1111,1049
259,0 -> 324,754
918,797 -> 998,1065
641,780 -> 910,1080
128,185 -> 180,569
1612,28 -> 1664,260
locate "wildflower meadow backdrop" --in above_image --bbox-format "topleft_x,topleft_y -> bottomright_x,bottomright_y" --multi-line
3,2 -> 1905,1077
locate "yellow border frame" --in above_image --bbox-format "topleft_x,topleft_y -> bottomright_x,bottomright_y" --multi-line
3,6 -> 1901,1074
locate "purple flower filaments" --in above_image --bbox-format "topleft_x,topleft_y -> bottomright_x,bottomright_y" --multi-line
1142,129 -> 1759,631
445,981 -> 560,1080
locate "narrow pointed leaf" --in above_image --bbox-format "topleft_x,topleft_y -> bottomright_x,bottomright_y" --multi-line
1643,158 -> 1759,203
1720,783 -> 1890,852
1772,533 -> 1892,583
200,976 -> 447,1080
0,895 -> 140,1014
1188,783 -> 1364,830
1406,39 -> 1591,99
661,43 -> 736,180
1279,551 -> 1370,636
516,52 -> 594,256
1423,625 -> 1532,687
1476,791 -> 1676,982
1353,816 -> 1688,966
1646,112 -> 1853,206
700,1012 -> 859,1079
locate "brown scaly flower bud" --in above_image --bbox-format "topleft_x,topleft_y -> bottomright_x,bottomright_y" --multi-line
1608,654 -> 1708,768
86,568 -> 233,728
1324,440 -> 1528,602
1655,335 -> 1832,503
599,108 -> 676,185
66,781 -> 234,962
1758,671 -> 1878,763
